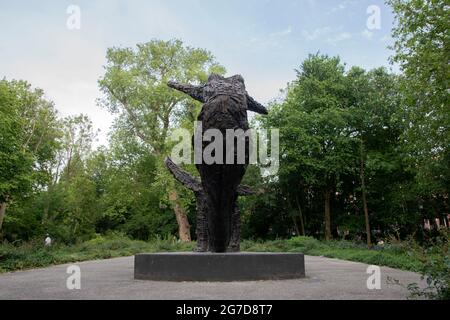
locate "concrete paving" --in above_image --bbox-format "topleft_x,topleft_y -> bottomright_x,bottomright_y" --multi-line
0,255 -> 425,300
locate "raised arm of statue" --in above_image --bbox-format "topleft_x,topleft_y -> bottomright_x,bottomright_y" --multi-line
246,94 -> 268,115
167,81 -> 206,103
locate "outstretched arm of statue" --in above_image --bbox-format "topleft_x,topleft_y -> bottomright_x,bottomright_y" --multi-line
167,81 -> 206,103
165,157 -> 203,192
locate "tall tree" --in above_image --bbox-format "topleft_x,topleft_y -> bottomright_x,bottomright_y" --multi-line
0,80 -> 60,235
94,124 -> 177,241
346,67 -> 403,246
263,55 -> 356,240
260,56 -> 406,242
41,115 -> 98,235
388,0 -> 449,212
98,39 -> 225,241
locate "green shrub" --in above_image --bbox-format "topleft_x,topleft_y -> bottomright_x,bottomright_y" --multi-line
286,236 -> 322,251
406,230 -> 450,300
0,234 -> 444,279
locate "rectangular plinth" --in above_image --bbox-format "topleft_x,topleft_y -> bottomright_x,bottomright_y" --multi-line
134,252 -> 305,281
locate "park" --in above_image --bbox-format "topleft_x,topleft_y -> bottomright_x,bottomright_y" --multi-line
0,0 -> 448,302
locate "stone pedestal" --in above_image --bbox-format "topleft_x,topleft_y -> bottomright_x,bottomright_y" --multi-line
134,252 -> 305,281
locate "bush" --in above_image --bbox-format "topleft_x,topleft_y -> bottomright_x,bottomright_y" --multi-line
0,233 -> 195,273
1,234 -> 445,281
286,236 -> 322,251
406,230 -> 450,300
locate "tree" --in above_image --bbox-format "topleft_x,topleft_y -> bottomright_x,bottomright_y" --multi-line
94,125 -> 177,241
259,55 -> 407,243
40,115 -> 99,242
346,67 -> 403,246
388,0 -> 449,216
263,55 -> 357,240
98,39 -> 225,241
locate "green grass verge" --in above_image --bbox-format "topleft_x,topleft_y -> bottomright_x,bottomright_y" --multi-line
0,235 -> 423,273
242,237 -> 423,272
0,234 -> 195,273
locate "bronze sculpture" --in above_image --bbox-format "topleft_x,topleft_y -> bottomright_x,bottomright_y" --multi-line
167,74 -> 267,252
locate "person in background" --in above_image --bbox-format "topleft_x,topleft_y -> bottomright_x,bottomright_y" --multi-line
44,234 -> 52,247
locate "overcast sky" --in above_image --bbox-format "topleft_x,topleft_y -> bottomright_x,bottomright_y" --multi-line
0,0 -> 396,147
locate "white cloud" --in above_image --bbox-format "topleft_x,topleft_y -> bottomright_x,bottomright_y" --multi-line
0,1 -> 190,148
0,0 -> 396,149
328,0 -> 358,14
269,26 -> 293,37
1,25 -> 114,147
361,29 -> 374,40
301,27 -> 332,40
380,35 -> 391,43
244,71 -> 295,105
248,26 -> 292,48
248,37 -> 279,48
302,26 -> 353,45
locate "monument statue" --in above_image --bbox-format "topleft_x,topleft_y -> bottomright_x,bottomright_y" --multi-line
135,75 -> 304,281
167,74 -> 268,253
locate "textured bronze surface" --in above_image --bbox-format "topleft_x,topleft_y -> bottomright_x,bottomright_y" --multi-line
167,74 -> 267,252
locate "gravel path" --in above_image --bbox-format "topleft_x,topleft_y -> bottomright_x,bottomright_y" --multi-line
0,255 -> 425,300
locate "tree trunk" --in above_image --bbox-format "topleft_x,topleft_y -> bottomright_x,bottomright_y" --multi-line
324,190 -> 332,241
360,139 -> 372,248
42,189 -> 50,224
169,190 -> 191,242
291,214 -> 300,236
362,187 -> 371,248
43,206 -> 49,223
0,202 -> 7,233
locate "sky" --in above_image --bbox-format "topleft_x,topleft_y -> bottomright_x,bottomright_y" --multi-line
0,0 -> 396,147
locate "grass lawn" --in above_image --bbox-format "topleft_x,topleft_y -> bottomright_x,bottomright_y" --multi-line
0,235 -> 423,273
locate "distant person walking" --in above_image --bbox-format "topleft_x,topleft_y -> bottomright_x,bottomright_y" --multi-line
44,234 -> 52,247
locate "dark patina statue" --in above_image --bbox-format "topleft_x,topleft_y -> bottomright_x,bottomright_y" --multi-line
167,74 -> 268,252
